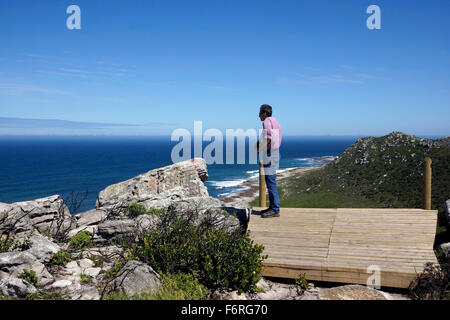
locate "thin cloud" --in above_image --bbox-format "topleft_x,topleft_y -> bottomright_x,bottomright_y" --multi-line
0,83 -> 68,95
0,117 -> 140,130
0,117 -> 178,130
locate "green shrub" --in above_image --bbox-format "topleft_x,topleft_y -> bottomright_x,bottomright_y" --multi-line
105,272 -> 208,300
18,269 -> 38,287
80,273 -> 93,284
70,231 -> 91,249
50,250 -> 72,266
104,259 -> 128,279
0,235 -> 14,253
88,255 -> 105,268
295,273 -> 310,290
126,203 -> 148,218
155,273 -> 209,300
147,208 -> 164,216
126,202 -> 164,217
131,210 -> 266,293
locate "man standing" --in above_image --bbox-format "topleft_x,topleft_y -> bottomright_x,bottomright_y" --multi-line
257,104 -> 282,218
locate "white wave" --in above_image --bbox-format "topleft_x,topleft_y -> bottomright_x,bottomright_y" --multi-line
208,179 -> 247,189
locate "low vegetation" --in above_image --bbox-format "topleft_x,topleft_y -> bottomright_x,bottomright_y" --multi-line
126,203 -> 163,218
105,272 -> 209,300
18,269 -> 38,287
50,250 -> 72,266
69,230 -> 92,249
130,208 -> 266,294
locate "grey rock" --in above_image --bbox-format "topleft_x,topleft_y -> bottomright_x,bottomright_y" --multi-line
84,267 -> 101,278
27,232 -> 61,263
0,277 -> 37,298
112,260 -> 161,296
0,195 -> 75,238
167,198 -> 242,233
97,220 -> 135,239
74,209 -> 107,227
51,279 -> 73,289
218,278 -> 304,300
440,242 -> 450,260
0,251 -> 54,286
68,225 -> 98,239
318,285 -> 393,300
80,285 -> 100,300
444,199 -> 450,226
61,261 -> 82,277
79,258 -> 94,270
96,158 -> 209,211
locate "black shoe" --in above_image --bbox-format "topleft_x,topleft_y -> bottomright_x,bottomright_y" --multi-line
260,208 -> 271,214
261,209 -> 280,218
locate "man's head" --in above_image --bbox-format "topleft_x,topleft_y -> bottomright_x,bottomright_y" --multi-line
259,104 -> 272,121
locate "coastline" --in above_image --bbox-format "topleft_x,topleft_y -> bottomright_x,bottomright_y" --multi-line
220,156 -> 337,208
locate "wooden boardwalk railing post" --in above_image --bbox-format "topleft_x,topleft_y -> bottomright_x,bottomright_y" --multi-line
423,157 -> 432,210
259,161 -> 266,208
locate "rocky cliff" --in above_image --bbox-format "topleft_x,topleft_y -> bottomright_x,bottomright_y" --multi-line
0,159 -> 248,300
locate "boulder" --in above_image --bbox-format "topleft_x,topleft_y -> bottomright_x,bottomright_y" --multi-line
444,199 -> 450,226
74,209 -> 107,228
97,220 -> 136,240
0,251 -> 54,286
165,198 -> 242,233
112,260 -> 161,296
440,242 -> 450,261
0,195 -> 75,238
27,232 -> 61,263
0,277 -> 37,298
96,158 -> 209,211
318,285 -> 393,300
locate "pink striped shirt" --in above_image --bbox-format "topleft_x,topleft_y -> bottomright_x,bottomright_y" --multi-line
262,117 -> 282,150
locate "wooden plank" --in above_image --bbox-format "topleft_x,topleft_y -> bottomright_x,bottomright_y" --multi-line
248,207 -> 437,288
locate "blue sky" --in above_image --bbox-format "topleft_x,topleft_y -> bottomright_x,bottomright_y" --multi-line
0,0 -> 449,136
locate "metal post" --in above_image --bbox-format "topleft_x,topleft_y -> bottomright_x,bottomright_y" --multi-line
423,157 -> 432,210
259,161 -> 266,208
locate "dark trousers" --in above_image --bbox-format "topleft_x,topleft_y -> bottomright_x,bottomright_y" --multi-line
262,150 -> 280,213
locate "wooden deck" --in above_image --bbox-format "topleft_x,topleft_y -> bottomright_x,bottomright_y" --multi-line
249,207 -> 438,288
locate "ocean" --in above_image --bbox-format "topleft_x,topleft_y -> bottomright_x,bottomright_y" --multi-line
0,136 -> 358,212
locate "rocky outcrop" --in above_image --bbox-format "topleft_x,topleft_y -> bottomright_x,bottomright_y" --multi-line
112,260 -> 161,296
0,158 -> 253,300
318,285 -> 395,300
0,277 -> 37,298
218,280 -> 408,300
0,251 -> 54,286
96,158 -> 209,211
96,219 -> 136,240
27,232 -> 61,263
0,195 -> 75,238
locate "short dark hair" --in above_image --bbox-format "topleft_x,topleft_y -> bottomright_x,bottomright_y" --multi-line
260,104 -> 272,117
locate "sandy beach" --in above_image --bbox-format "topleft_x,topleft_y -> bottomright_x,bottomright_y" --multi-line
220,156 -> 337,208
